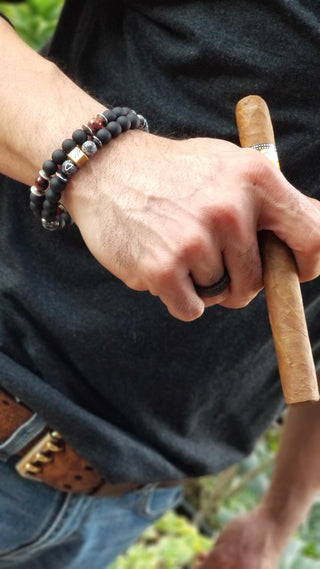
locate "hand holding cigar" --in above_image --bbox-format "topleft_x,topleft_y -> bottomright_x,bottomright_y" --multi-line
236,95 -> 319,405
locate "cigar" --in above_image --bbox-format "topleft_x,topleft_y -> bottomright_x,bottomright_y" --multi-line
236,95 -> 319,404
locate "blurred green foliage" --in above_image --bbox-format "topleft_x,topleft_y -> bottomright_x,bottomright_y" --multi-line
0,0 -> 63,49
110,514 -> 212,569
111,426 -> 320,569
2,3 -> 320,568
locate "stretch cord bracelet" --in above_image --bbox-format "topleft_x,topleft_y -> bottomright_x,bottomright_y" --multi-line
29,107 -> 149,231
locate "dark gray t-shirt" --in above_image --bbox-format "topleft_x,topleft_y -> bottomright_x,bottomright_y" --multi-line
1,0 -> 320,483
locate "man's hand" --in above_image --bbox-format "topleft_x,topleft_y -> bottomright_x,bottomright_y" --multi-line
64,131 -> 320,321
1,19 -> 320,323
193,507 -> 281,569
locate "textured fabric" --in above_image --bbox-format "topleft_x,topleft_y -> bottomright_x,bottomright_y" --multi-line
1,1 -> 320,485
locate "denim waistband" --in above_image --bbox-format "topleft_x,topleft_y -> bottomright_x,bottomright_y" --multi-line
0,414 -> 47,461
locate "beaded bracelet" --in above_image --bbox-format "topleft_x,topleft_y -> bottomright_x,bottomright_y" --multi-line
29,107 -> 149,231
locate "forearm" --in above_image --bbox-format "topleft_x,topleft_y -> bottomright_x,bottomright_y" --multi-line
0,18 -> 103,184
261,400 -> 320,551
3,18 -> 320,324
195,399 -> 320,569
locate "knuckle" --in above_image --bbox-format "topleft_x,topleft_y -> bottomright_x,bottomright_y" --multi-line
210,201 -> 243,233
124,274 -> 147,291
148,260 -> 177,287
182,232 -> 208,258
242,147 -> 273,182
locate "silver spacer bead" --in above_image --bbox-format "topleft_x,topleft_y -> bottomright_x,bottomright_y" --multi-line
97,113 -> 107,125
56,171 -> 68,183
92,135 -> 102,148
39,169 -> 51,181
82,123 -> 94,137
41,218 -> 60,231
61,159 -> 78,177
137,114 -> 149,132
30,185 -> 43,197
81,140 -> 98,156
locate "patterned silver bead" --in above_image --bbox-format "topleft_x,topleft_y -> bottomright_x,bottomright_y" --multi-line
81,140 -> 98,156
41,218 -> 60,231
61,159 -> 78,177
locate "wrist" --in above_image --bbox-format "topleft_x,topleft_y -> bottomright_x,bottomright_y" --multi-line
62,126 -> 151,216
30,106 -> 148,231
259,488 -> 315,554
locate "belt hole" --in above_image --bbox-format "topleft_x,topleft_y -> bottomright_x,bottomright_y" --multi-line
85,465 -> 94,471
74,475 -> 83,481
1,399 -> 10,406
64,484 -> 72,490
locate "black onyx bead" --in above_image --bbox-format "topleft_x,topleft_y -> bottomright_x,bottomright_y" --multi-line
72,129 -> 88,145
112,106 -> 125,117
29,202 -> 42,217
60,211 -> 72,227
62,138 -> 76,153
29,202 -> 42,218
107,121 -> 122,138
103,109 -> 117,122
127,112 -> 140,129
42,199 -> 57,210
50,176 -> 67,193
42,209 -> 57,222
52,149 -> 67,165
122,107 -> 132,116
29,193 -> 43,205
42,159 -> 57,177
117,116 -> 131,131
45,188 -> 61,204
96,128 -> 112,144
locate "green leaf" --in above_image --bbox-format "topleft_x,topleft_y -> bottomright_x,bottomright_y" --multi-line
0,0 -> 63,49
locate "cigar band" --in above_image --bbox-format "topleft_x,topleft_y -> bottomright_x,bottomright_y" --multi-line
250,143 -> 280,169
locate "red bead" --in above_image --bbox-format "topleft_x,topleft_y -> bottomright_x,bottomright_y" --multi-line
35,175 -> 49,192
88,117 -> 105,135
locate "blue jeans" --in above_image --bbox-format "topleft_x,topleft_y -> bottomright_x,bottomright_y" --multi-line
0,414 -> 183,569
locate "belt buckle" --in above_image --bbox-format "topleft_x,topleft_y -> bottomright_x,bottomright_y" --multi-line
15,430 -> 105,494
16,430 -> 64,482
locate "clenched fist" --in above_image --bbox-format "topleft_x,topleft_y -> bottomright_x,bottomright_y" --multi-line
64,130 -> 320,321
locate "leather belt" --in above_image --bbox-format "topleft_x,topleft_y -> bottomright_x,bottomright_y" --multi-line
0,389 -> 179,496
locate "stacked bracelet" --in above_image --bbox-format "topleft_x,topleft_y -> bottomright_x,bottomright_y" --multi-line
29,107 -> 149,231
